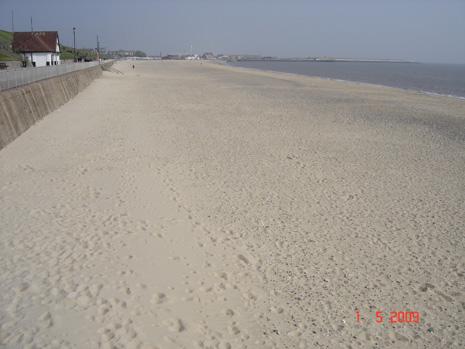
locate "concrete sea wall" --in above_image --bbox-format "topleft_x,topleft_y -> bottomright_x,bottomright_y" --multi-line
0,62 -> 111,150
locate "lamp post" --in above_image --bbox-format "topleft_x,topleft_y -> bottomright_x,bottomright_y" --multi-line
73,27 -> 76,62
96,35 -> 100,63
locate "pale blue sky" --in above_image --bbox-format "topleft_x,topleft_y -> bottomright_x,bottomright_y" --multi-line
1,0 -> 464,63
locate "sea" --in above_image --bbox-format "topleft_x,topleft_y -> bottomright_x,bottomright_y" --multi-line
229,61 -> 465,99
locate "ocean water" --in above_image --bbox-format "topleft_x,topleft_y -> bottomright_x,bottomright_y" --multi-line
230,61 -> 465,98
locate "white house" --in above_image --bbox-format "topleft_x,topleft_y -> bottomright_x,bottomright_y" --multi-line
12,31 -> 60,67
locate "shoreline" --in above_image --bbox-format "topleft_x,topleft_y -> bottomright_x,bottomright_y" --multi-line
226,61 -> 465,101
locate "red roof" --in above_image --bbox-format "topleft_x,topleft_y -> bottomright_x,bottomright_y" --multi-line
12,31 -> 59,53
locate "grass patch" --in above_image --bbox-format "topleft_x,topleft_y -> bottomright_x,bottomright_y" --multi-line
0,30 -> 13,47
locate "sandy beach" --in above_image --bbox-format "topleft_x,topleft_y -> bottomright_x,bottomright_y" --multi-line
1,61 -> 464,349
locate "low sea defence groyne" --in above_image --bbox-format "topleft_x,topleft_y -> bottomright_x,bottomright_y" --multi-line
0,62 -> 113,150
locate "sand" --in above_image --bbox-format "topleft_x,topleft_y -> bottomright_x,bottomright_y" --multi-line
0,61 -> 464,349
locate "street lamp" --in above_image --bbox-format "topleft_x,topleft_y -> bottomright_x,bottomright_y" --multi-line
73,27 -> 76,62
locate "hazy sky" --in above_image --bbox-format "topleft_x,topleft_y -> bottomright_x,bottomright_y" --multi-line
1,0 -> 464,63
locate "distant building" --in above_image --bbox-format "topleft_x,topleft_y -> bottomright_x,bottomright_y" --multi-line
186,54 -> 200,60
12,31 -> 60,67
201,52 -> 215,60
161,55 -> 182,60
105,50 -> 146,59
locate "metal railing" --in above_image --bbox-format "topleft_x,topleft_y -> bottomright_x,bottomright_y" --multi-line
0,61 -> 101,91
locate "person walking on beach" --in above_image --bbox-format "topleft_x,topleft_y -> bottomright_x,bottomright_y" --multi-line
132,64 -> 135,70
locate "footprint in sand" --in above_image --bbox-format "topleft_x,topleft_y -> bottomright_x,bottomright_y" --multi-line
151,292 -> 167,304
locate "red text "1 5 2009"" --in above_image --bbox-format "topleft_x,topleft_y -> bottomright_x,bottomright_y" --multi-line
356,310 -> 420,324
